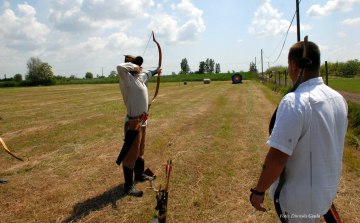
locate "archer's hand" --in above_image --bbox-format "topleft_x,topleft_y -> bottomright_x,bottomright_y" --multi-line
157,68 -> 162,75
250,193 -> 266,212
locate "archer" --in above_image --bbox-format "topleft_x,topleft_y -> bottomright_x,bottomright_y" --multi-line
116,54 -> 162,197
250,38 -> 347,223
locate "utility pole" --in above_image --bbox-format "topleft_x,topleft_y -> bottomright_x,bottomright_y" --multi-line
102,67 -> 103,77
296,0 -> 301,42
261,49 -> 263,79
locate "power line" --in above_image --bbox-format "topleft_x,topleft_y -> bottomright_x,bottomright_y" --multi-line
263,0 -> 302,64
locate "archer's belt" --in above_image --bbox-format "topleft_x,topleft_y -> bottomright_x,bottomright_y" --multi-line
127,114 -> 142,120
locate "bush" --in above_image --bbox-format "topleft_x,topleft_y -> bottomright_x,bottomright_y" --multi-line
0,81 -> 16,87
346,102 -> 360,149
16,79 -> 56,87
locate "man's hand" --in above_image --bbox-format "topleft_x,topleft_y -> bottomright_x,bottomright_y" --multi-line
250,193 -> 266,212
133,66 -> 140,74
157,68 -> 162,75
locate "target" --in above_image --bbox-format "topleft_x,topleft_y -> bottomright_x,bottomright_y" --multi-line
232,74 -> 242,84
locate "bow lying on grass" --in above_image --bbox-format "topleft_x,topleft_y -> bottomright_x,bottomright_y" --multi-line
0,137 -> 23,161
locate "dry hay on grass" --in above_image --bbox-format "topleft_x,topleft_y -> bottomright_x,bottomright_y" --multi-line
0,81 -> 359,222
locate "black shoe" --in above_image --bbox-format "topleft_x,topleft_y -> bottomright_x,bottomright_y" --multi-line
135,174 -> 156,182
124,185 -> 143,197
123,166 -> 143,197
134,158 -> 156,182
0,179 -> 9,184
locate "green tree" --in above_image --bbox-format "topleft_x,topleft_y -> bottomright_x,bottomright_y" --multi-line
249,62 -> 258,73
198,61 -> 206,74
37,63 -> 54,80
341,60 -> 360,77
14,74 -> 23,82
180,58 -> 190,74
85,72 -> 93,79
109,70 -> 117,78
215,63 -> 221,73
208,59 -> 215,73
26,57 -> 42,80
69,75 -> 75,79
205,58 -> 210,73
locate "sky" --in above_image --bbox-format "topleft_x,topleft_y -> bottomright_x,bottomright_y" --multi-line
0,0 -> 360,79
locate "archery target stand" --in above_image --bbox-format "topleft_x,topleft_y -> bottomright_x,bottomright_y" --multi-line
232,73 -> 243,84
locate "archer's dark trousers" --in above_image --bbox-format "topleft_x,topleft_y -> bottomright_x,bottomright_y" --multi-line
122,122 -> 146,169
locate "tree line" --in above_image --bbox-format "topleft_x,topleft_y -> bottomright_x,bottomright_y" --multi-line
178,58 -> 221,75
253,59 -> 360,78
0,57 -> 121,87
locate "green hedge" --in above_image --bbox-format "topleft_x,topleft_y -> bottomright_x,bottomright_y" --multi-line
0,79 -> 56,88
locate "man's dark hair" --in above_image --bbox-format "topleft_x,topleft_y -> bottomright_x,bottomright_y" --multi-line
288,41 -> 320,72
132,56 -> 143,66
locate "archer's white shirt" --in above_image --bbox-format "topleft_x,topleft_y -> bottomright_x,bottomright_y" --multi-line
117,62 -> 153,126
267,77 -> 348,215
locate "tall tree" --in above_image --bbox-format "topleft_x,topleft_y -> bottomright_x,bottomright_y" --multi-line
199,61 -> 206,74
108,70 -> 117,78
249,62 -> 258,73
26,57 -> 42,80
37,63 -> 54,80
209,59 -> 215,73
205,58 -> 210,73
215,63 -> 221,73
180,58 -> 190,74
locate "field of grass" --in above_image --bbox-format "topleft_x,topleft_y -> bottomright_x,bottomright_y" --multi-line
328,77 -> 360,94
55,72 -> 255,85
0,81 -> 359,222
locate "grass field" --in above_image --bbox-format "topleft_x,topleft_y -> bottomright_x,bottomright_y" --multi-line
328,78 -> 360,94
54,72 -> 255,85
1,81 -> 359,222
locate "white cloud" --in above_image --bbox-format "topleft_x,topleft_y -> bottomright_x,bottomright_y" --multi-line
2,0 -> 10,8
307,0 -> 360,18
357,43 -> 360,46
177,0 -> 205,34
237,39 -> 243,42
331,46 -> 347,54
148,0 -> 205,43
0,3 -> 50,50
48,0 -> 155,33
318,44 -> 330,51
337,32 -> 347,37
170,3 -> 175,10
249,0 -> 311,37
340,17 -> 360,25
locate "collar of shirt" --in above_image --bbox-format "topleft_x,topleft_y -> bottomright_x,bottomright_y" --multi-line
296,77 -> 323,91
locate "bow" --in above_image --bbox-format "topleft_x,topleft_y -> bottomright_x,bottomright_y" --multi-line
269,36 -> 309,223
0,137 -> 23,161
148,31 -> 162,111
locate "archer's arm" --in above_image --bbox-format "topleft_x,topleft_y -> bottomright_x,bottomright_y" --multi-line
256,147 -> 289,192
251,147 -> 289,211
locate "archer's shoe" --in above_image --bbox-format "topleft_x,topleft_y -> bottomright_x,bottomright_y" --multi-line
123,166 -> 143,197
124,185 -> 143,197
135,173 -> 156,182
0,179 -> 9,184
134,158 -> 156,182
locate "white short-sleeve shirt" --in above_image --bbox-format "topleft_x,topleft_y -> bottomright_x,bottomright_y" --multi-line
117,62 -> 153,126
267,77 -> 348,215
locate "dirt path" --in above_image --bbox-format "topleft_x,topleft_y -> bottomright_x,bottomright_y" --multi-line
337,90 -> 360,104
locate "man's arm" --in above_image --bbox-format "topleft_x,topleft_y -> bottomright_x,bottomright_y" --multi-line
251,147 -> 289,211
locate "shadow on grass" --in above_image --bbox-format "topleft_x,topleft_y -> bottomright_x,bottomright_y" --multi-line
62,184 -> 127,222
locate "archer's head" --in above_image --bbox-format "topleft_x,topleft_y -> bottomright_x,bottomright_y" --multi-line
124,55 -> 143,66
288,41 -> 321,83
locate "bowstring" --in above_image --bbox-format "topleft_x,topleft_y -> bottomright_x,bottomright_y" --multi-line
142,32 -> 152,57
